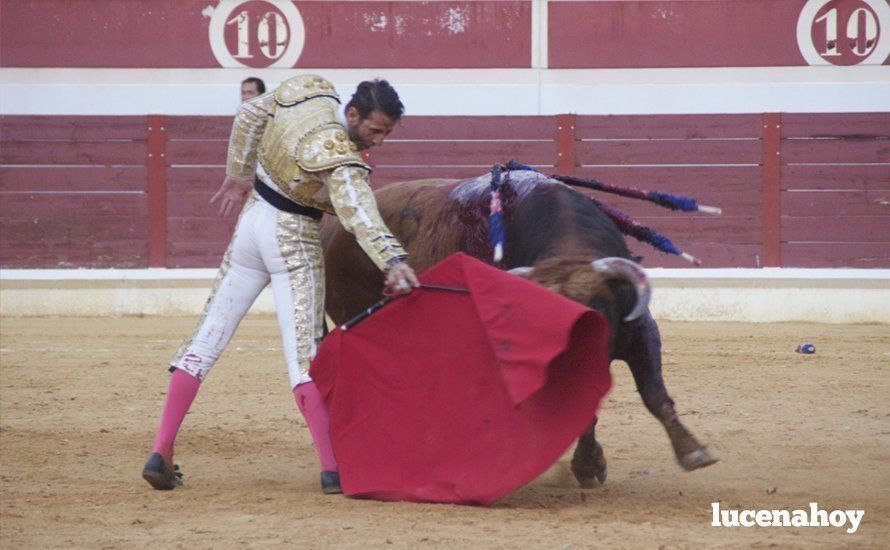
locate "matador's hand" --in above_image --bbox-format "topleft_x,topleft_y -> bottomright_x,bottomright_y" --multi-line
210,175 -> 253,217
384,262 -> 420,295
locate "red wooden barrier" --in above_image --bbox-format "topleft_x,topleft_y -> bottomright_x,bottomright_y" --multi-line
1,113 -> 888,269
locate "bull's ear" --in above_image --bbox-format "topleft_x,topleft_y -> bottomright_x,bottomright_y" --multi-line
507,266 -> 533,278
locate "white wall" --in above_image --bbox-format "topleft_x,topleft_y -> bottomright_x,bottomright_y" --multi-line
2,66 -> 889,116
2,268 -> 888,323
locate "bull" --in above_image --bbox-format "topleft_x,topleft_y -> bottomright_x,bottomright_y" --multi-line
322,168 -> 717,487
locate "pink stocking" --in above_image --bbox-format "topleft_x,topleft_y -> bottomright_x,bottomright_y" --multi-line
293,382 -> 338,471
151,369 -> 201,461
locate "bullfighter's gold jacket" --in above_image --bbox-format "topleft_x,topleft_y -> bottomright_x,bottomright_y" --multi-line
226,74 -> 407,271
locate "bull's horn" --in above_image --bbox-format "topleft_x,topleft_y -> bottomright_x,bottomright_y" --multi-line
591,257 -> 651,322
507,266 -> 533,278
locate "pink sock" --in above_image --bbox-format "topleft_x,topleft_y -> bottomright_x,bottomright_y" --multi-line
293,382 -> 338,471
151,369 -> 201,461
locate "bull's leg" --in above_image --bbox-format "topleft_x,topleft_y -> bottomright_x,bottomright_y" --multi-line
571,418 -> 607,487
615,312 -> 718,471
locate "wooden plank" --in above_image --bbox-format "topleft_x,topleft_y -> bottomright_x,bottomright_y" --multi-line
370,166 -> 483,187
781,164 -> 890,190
395,116 -> 557,140
761,113 -> 782,267
166,217 -> 236,242
166,192 -> 231,217
165,116 -> 232,140
782,216 -> 890,242
164,140 -> 227,165
165,166 -> 226,192
166,241 -> 230,268
367,140 -> 557,166
575,115 -> 761,140
0,140 -> 146,165
782,139 -> 890,164
0,166 -> 147,192
147,115 -> 167,267
556,114 -> 576,175
782,190 -> 890,217
780,242 -> 890,268
576,139 -> 761,166
0,115 -> 147,141
0,193 -> 147,219
781,113 -> 890,138
0,238 -> 148,268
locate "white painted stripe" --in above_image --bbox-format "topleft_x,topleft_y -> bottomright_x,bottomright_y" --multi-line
2,67 -> 888,116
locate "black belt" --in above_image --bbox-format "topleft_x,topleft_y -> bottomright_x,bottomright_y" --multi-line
254,178 -> 324,220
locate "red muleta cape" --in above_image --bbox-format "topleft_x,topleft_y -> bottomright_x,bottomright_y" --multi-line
309,253 -> 612,505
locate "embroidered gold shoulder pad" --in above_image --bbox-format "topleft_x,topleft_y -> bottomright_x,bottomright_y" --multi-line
297,124 -> 371,173
274,75 -> 340,107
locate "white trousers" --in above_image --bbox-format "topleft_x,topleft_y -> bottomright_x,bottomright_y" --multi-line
170,192 -> 325,388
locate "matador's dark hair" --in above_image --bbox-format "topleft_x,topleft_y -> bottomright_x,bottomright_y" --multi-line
241,77 -> 266,94
346,79 -> 404,121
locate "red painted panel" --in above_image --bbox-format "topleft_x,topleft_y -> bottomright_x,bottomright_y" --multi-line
1,1 -> 530,68
147,115 -> 167,267
164,140 -> 228,165
394,117 -> 556,140
781,242 -> 890,267
371,166 -> 487,188
0,141 -> 146,166
575,140 -> 761,166
782,189 -> 890,216
0,166 -> 147,192
166,167 -> 227,193
575,115 -> 761,140
782,164 -> 890,190
166,117 -> 233,140
782,215 -> 890,242
0,193 -> 147,219
782,139 -> 890,164
549,0 -> 890,68
781,113 -> 890,138
0,240 -> 148,268
167,192 -> 234,218
166,217 -> 236,243
368,141 -> 557,167
0,116 -> 148,141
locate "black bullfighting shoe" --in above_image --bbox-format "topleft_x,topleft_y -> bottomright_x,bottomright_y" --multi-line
321,470 -> 342,495
142,452 -> 183,490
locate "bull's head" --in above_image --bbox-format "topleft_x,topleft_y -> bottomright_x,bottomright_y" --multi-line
508,255 -> 650,346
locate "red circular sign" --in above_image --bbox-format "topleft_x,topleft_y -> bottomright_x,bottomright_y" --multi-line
222,0 -> 293,69
809,0 -> 882,65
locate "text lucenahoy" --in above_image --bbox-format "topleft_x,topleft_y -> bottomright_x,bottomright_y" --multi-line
711,502 -> 864,533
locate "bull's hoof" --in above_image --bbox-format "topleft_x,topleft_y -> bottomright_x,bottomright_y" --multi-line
679,448 -> 718,471
571,443 -> 607,488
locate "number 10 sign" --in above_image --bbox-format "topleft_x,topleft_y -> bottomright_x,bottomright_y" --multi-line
797,0 -> 890,65
209,0 -> 306,68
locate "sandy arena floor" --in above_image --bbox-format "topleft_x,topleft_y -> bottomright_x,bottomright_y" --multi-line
0,317 -> 887,549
